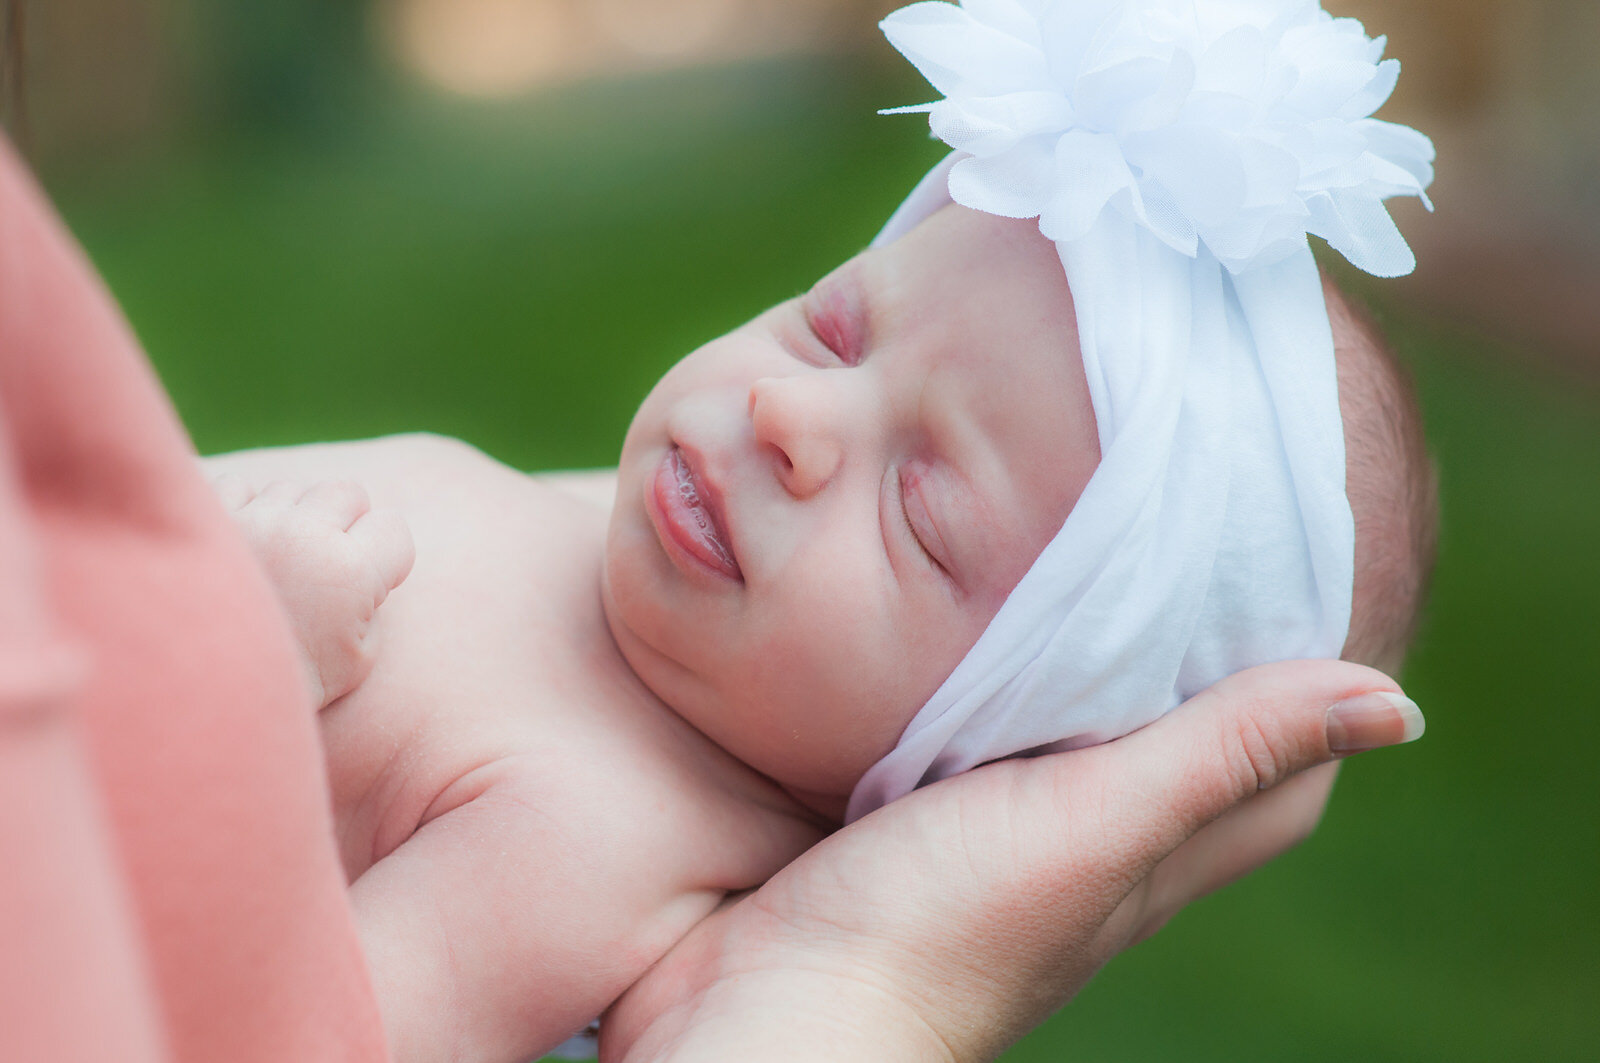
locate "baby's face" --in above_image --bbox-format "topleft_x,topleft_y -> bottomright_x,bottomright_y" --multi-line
602,205 -> 1098,806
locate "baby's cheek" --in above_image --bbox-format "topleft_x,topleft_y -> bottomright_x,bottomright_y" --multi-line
794,586 -> 911,707
887,593 -> 995,713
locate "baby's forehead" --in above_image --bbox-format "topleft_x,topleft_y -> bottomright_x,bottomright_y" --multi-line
857,207 -> 1087,407
864,204 -> 1076,313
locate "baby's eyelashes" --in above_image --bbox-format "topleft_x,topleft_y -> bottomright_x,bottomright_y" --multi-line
898,462 -> 955,582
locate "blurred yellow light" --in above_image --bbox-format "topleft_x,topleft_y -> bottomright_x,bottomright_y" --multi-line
383,0 -> 592,98
591,0 -> 739,59
380,0 -> 865,97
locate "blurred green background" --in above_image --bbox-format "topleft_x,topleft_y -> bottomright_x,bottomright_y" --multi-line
19,0 -> 1600,1060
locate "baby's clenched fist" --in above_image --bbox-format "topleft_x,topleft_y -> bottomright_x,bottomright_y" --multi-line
214,474 -> 414,710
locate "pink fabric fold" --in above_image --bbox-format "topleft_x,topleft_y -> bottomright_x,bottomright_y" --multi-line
0,137 -> 387,1063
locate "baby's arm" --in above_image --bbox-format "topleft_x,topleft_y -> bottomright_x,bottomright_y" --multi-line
349,769 -> 754,1063
213,475 -> 414,709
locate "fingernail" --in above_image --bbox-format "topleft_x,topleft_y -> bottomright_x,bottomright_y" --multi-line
1326,691 -> 1426,754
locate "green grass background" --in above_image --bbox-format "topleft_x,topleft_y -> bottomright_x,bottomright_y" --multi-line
47,54 -> 1600,1062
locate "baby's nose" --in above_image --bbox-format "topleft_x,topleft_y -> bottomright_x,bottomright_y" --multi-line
748,376 -> 845,499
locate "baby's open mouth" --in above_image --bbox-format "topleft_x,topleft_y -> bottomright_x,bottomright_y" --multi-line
650,447 -> 742,582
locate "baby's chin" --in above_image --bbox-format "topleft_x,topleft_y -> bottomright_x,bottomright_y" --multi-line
595,524 -> 657,690
594,523 -> 720,732
597,585 -> 885,812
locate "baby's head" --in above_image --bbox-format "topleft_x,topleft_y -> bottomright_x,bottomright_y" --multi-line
1328,275 -> 1438,677
602,205 -> 1098,805
601,204 -> 1435,815
606,0 -> 1438,819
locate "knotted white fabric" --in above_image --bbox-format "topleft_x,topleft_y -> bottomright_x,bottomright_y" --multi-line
846,0 -> 1434,821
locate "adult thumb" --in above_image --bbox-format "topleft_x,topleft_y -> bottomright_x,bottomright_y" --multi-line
1105,659 -> 1425,849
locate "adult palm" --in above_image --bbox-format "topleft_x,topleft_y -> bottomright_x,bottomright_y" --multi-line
605,659 -> 1418,1062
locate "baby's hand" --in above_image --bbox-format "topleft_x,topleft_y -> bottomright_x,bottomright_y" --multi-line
213,475 -> 414,710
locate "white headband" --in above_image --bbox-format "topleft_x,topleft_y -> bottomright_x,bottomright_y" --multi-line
846,0 -> 1434,821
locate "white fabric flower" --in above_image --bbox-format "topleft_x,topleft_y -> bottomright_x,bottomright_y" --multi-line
882,0 -> 1435,275
851,0 -> 1438,820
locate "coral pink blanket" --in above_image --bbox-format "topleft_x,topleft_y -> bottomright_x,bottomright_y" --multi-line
0,139 -> 386,1063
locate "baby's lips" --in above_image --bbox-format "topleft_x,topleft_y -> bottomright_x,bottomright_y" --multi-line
675,447 -> 740,567
656,447 -> 743,581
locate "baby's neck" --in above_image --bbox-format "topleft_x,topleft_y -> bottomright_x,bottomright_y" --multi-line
587,603 -> 840,828
778,784 -> 849,823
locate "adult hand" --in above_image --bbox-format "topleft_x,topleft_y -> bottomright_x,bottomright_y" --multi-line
603,659 -> 1424,1063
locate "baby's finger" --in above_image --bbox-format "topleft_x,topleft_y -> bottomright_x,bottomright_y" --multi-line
347,509 -> 415,596
253,480 -> 305,508
299,480 -> 372,531
209,471 -> 256,512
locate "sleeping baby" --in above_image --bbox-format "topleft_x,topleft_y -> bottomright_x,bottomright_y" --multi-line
204,4 -> 1438,1060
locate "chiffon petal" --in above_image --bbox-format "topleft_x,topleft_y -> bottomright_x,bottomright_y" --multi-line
878,0 -> 1434,276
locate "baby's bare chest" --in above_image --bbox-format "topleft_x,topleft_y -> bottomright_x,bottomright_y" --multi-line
322,486 -> 607,863
208,436 -> 815,892
318,471 -> 798,893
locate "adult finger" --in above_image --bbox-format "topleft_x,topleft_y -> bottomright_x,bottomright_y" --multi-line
908,659 -> 1427,1050
1116,762 -> 1340,948
1087,658 -> 1423,868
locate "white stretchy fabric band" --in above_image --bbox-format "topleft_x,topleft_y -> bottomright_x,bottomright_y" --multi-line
846,0 -> 1433,822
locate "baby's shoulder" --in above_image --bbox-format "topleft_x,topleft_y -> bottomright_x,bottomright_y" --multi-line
371,435 -> 614,523
204,431 -> 516,508
353,432 -> 530,499
205,433 -> 607,530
